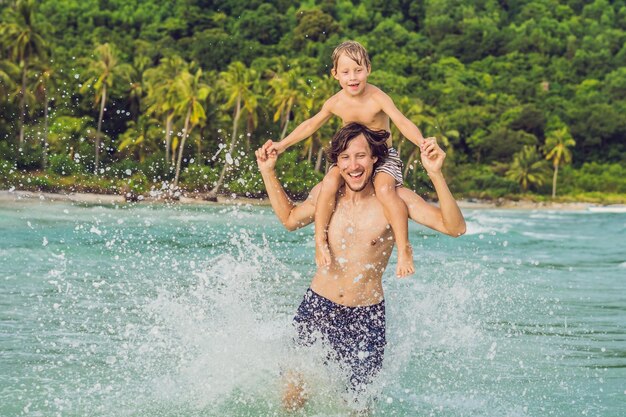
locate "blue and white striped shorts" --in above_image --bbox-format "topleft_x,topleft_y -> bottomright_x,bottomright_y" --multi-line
374,147 -> 404,187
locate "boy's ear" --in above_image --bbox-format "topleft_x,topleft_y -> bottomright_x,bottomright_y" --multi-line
331,68 -> 338,80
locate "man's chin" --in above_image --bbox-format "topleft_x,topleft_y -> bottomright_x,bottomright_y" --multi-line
345,180 -> 368,192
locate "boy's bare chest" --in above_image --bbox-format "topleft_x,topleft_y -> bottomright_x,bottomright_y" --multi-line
333,98 -> 389,130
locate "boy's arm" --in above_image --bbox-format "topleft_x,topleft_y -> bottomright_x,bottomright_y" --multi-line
376,91 -> 425,147
255,147 -> 319,231
268,98 -> 335,154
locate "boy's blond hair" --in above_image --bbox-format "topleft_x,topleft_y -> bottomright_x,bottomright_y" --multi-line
331,40 -> 371,71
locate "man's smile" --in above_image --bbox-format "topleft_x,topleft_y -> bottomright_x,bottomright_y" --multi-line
347,170 -> 364,179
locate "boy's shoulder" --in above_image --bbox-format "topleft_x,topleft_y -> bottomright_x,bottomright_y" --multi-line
324,90 -> 344,109
366,83 -> 388,98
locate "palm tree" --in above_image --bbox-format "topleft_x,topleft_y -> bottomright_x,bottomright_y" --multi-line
210,61 -> 258,196
544,127 -> 575,198
172,68 -> 211,187
0,60 -> 19,100
118,115 -> 161,163
81,43 -> 132,173
0,0 -> 47,145
506,145 -> 550,192
31,63 -> 55,169
268,66 -> 312,140
144,56 -> 191,166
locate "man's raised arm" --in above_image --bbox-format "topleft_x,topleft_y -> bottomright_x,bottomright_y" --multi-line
255,147 -> 319,231
398,138 -> 466,237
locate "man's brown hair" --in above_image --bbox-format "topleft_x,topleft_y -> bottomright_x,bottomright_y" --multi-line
331,40 -> 371,71
326,123 -> 389,164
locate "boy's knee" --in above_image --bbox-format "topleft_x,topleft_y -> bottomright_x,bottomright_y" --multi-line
322,168 -> 342,188
375,182 -> 398,197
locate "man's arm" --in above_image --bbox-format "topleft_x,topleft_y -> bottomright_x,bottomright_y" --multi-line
255,147 -> 320,231
265,97 -> 335,155
375,90 -> 425,147
398,138 -> 466,237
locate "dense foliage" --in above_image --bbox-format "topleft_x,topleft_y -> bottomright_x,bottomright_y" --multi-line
1,0 -> 625,201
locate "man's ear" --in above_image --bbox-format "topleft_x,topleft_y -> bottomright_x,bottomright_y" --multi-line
372,156 -> 378,164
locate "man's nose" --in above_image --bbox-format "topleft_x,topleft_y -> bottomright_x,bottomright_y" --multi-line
348,158 -> 360,170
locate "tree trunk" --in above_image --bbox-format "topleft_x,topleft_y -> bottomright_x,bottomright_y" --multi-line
211,95 -> 241,196
314,146 -> 324,172
197,125 -> 203,162
552,163 -> 559,198
42,92 -> 49,169
165,113 -> 173,166
245,115 -> 254,151
95,84 -> 107,174
18,61 -> 28,146
279,105 -> 292,140
307,140 -> 313,164
174,106 -> 192,187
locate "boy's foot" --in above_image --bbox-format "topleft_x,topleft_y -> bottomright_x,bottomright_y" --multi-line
396,244 -> 415,278
315,241 -> 332,267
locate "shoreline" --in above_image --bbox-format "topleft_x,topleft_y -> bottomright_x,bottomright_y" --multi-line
0,189 -> 615,211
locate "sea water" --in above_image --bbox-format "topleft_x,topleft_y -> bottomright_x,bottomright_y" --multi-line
1,198 -> 624,416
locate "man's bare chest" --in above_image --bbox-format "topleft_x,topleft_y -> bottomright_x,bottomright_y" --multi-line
327,202 -> 392,250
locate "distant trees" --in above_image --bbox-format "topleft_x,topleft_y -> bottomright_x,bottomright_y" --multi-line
2,0 -> 626,200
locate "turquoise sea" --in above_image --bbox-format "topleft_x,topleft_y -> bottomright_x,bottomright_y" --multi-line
1,198 -> 624,416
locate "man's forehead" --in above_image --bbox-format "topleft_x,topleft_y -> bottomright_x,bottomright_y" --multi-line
340,135 -> 371,155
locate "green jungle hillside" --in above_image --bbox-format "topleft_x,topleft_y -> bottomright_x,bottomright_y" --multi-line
1,0 -> 625,203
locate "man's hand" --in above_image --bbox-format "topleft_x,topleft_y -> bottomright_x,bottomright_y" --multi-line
262,139 -> 286,156
256,145 -> 278,172
419,137 -> 445,174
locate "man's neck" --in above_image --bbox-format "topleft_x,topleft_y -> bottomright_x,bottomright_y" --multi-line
341,181 -> 375,202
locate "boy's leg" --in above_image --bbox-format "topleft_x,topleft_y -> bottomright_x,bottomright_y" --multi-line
373,173 -> 415,278
315,166 -> 343,267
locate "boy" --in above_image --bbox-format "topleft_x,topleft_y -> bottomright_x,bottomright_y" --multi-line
265,40 -> 427,277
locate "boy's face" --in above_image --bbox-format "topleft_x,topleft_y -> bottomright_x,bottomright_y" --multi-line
332,53 -> 370,97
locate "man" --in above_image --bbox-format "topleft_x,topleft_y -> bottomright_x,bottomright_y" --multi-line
255,123 -> 466,411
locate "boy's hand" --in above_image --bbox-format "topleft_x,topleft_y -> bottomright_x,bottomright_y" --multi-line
266,140 -> 286,155
420,137 -> 445,174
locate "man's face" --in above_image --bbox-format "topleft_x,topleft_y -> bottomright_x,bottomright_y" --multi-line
336,134 -> 378,192
333,53 -> 370,96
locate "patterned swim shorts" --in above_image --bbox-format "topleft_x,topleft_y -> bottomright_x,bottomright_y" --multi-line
293,288 -> 386,392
